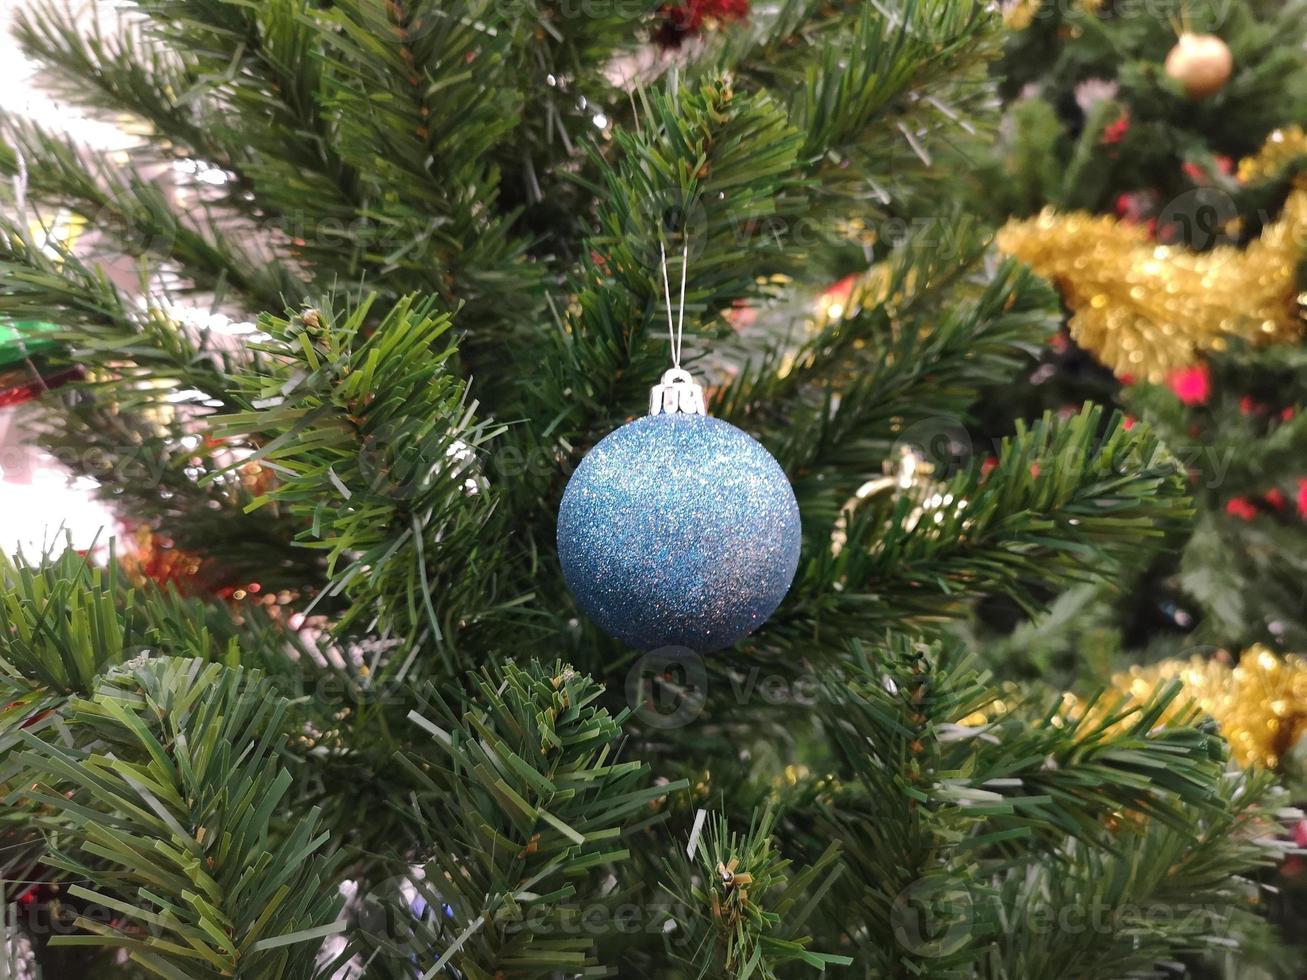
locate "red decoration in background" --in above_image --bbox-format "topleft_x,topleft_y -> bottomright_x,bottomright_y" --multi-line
1167,364 -> 1211,405
0,365 -> 84,407
1101,111 -> 1131,146
1182,156 -> 1234,184
119,523 -> 293,614
1225,497 -> 1258,521
1297,478 -> 1307,519
119,524 -> 216,596
655,0 -> 749,48
1114,190 -> 1156,226
823,274 -> 858,304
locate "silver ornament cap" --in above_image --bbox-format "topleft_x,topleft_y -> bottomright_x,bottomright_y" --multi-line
649,367 -> 706,417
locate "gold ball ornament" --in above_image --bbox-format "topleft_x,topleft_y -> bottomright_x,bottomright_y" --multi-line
1164,33 -> 1233,99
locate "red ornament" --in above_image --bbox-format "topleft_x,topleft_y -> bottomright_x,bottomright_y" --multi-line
1181,156 -> 1232,185
0,365 -> 84,407
1297,478 -> 1307,519
654,2 -> 704,46
712,0 -> 749,15
822,274 -> 858,305
1225,497 -> 1257,521
1113,190 -> 1157,226
1265,488 -> 1287,511
1167,364 -> 1210,406
654,0 -> 749,48
1101,111 -> 1131,146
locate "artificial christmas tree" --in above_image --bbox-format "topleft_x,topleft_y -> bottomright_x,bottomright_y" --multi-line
0,1 -> 1300,978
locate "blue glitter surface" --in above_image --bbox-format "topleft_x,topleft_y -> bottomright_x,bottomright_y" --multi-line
557,414 -> 801,652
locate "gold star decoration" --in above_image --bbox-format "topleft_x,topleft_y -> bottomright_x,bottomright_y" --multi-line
996,128 -> 1307,382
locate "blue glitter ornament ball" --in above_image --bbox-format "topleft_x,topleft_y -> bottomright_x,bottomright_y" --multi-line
557,413 -> 801,652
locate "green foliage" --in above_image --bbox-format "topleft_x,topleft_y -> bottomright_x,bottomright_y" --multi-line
982,768 -> 1290,978
0,542 -> 285,712
535,78 -> 809,443
10,658 -> 343,980
785,405 -> 1192,639
1119,366 -> 1307,651
0,543 -> 139,700
760,257 -> 1058,479
0,116 -> 300,313
215,295 -> 512,654
808,637 -> 1286,977
659,806 -> 850,979
358,660 -> 681,979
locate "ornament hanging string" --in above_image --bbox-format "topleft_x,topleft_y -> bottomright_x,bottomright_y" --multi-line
659,238 -> 689,370
651,237 -> 704,414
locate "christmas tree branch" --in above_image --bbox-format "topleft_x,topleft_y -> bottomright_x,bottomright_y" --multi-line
537,79 -> 808,445
314,0 -> 542,322
0,115 -> 300,314
659,805 -> 851,979
780,406 -> 1192,638
806,638 -> 1276,974
361,660 -> 682,979
0,230 -> 231,403
984,769 -> 1290,978
9,658 -> 344,980
12,2 -> 233,176
212,296 -> 517,661
772,258 -> 1058,483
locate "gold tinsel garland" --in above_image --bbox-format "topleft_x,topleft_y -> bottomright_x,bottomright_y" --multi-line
1002,0 -> 1103,31
1239,125 -> 1307,183
996,127 -> 1307,382
1071,646 -> 1307,769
